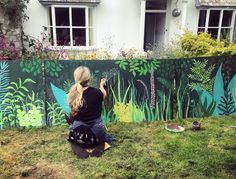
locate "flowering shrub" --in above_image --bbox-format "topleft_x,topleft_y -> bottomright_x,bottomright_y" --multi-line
22,30 -> 68,60
0,36 -> 20,60
3,28 -> 235,60
71,48 -> 112,60
22,30 -> 113,60
76,51 -> 97,60
117,48 -> 149,59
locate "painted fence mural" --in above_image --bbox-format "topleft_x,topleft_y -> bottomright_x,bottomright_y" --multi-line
0,60 -> 45,128
0,56 -> 235,128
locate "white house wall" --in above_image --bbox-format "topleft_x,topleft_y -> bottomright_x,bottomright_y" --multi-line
23,0 -> 200,54
94,0 -> 141,54
167,0 -> 199,43
23,0 -> 48,39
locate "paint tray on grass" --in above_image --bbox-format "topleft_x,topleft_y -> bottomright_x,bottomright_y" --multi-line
165,124 -> 185,133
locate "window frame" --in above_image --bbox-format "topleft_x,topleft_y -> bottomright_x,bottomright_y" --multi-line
49,5 -> 94,49
198,8 -> 236,41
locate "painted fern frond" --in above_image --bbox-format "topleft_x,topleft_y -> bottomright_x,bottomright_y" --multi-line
218,89 -> 236,115
0,61 -> 10,114
188,60 -> 215,93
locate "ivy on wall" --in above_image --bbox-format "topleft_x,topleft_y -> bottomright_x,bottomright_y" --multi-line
0,0 -> 29,27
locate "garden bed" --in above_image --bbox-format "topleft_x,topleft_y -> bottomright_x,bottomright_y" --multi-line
0,116 -> 235,178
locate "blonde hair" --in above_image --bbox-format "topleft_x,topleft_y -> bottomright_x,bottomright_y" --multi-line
68,66 -> 91,116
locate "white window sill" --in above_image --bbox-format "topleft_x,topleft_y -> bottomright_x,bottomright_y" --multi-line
49,46 -> 98,51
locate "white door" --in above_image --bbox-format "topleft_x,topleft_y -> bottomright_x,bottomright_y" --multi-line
144,0 -> 167,51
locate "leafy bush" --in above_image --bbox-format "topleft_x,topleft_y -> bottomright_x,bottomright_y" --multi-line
22,30 -> 113,60
22,30 -> 68,60
149,31 -> 236,59
179,31 -> 236,57
0,36 -> 20,60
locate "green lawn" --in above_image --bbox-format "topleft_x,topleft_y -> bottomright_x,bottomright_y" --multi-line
0,116 -> 236,179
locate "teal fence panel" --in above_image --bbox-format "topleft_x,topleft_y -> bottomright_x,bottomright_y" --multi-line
44,59 -> 174,124
174,56 -> 236,118
0,60 -> 45,129
0,56 -> 235,129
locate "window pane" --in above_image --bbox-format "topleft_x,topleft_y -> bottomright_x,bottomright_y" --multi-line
222,10 -> 233,27
198,28 -> 205,33
72,8 -> 85,26
56,28 -> 70,46
146,0 -> 167,10
220,28 -> 231,40
55,8 -> 69,26
49,7 -> 52,26
208,28 -> 219,39
73,29 -> 86,46
198,10 -> 206,27
209,10 -> 221,27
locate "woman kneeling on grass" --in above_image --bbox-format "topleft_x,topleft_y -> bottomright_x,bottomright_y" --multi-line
67,66 -> 113,158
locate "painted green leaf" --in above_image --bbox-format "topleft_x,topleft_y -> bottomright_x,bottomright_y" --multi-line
194,86 -> 214,108
132,71 -> 136,77
227,74 -> 236,107
213,64 -> 225,115
50,83 -> 70,114
23,78 -> 36,84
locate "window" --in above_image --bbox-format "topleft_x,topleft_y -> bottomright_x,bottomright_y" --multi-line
198,9 -> 236,41
146,0 -> 167,10
49,6 -> 93,47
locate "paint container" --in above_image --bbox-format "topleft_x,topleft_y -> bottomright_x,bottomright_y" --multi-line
192,121 -> 201,130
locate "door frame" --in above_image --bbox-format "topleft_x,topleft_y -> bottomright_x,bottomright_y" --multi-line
140,0 -> 170,51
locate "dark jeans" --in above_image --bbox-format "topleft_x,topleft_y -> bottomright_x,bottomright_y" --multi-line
69,117 -> 106,143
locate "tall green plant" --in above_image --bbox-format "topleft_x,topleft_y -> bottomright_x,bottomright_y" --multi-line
196,98 -> 216,118
101,105 -> 116,124
218,89 -> 236,115
1,78 -> 36,127
194,64 -> 236,116
47,102 -> 65,125
175,75 -> 191,119
110,75 -> 131,104
18,91 -> 44,127
0,62 -> 10,116
188,60 -> 215,93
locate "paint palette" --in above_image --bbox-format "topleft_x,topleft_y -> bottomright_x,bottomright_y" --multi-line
165,124 -> 185,133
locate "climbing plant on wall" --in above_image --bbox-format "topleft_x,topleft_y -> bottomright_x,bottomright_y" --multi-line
0,0 -> 29,27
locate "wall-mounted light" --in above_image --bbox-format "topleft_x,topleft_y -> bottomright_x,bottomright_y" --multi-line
172,0 -> 181,17
172,8 -> 181,17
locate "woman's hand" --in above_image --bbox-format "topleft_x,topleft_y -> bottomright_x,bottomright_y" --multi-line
100,78 -> 106,87
100,78 -> 107,99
